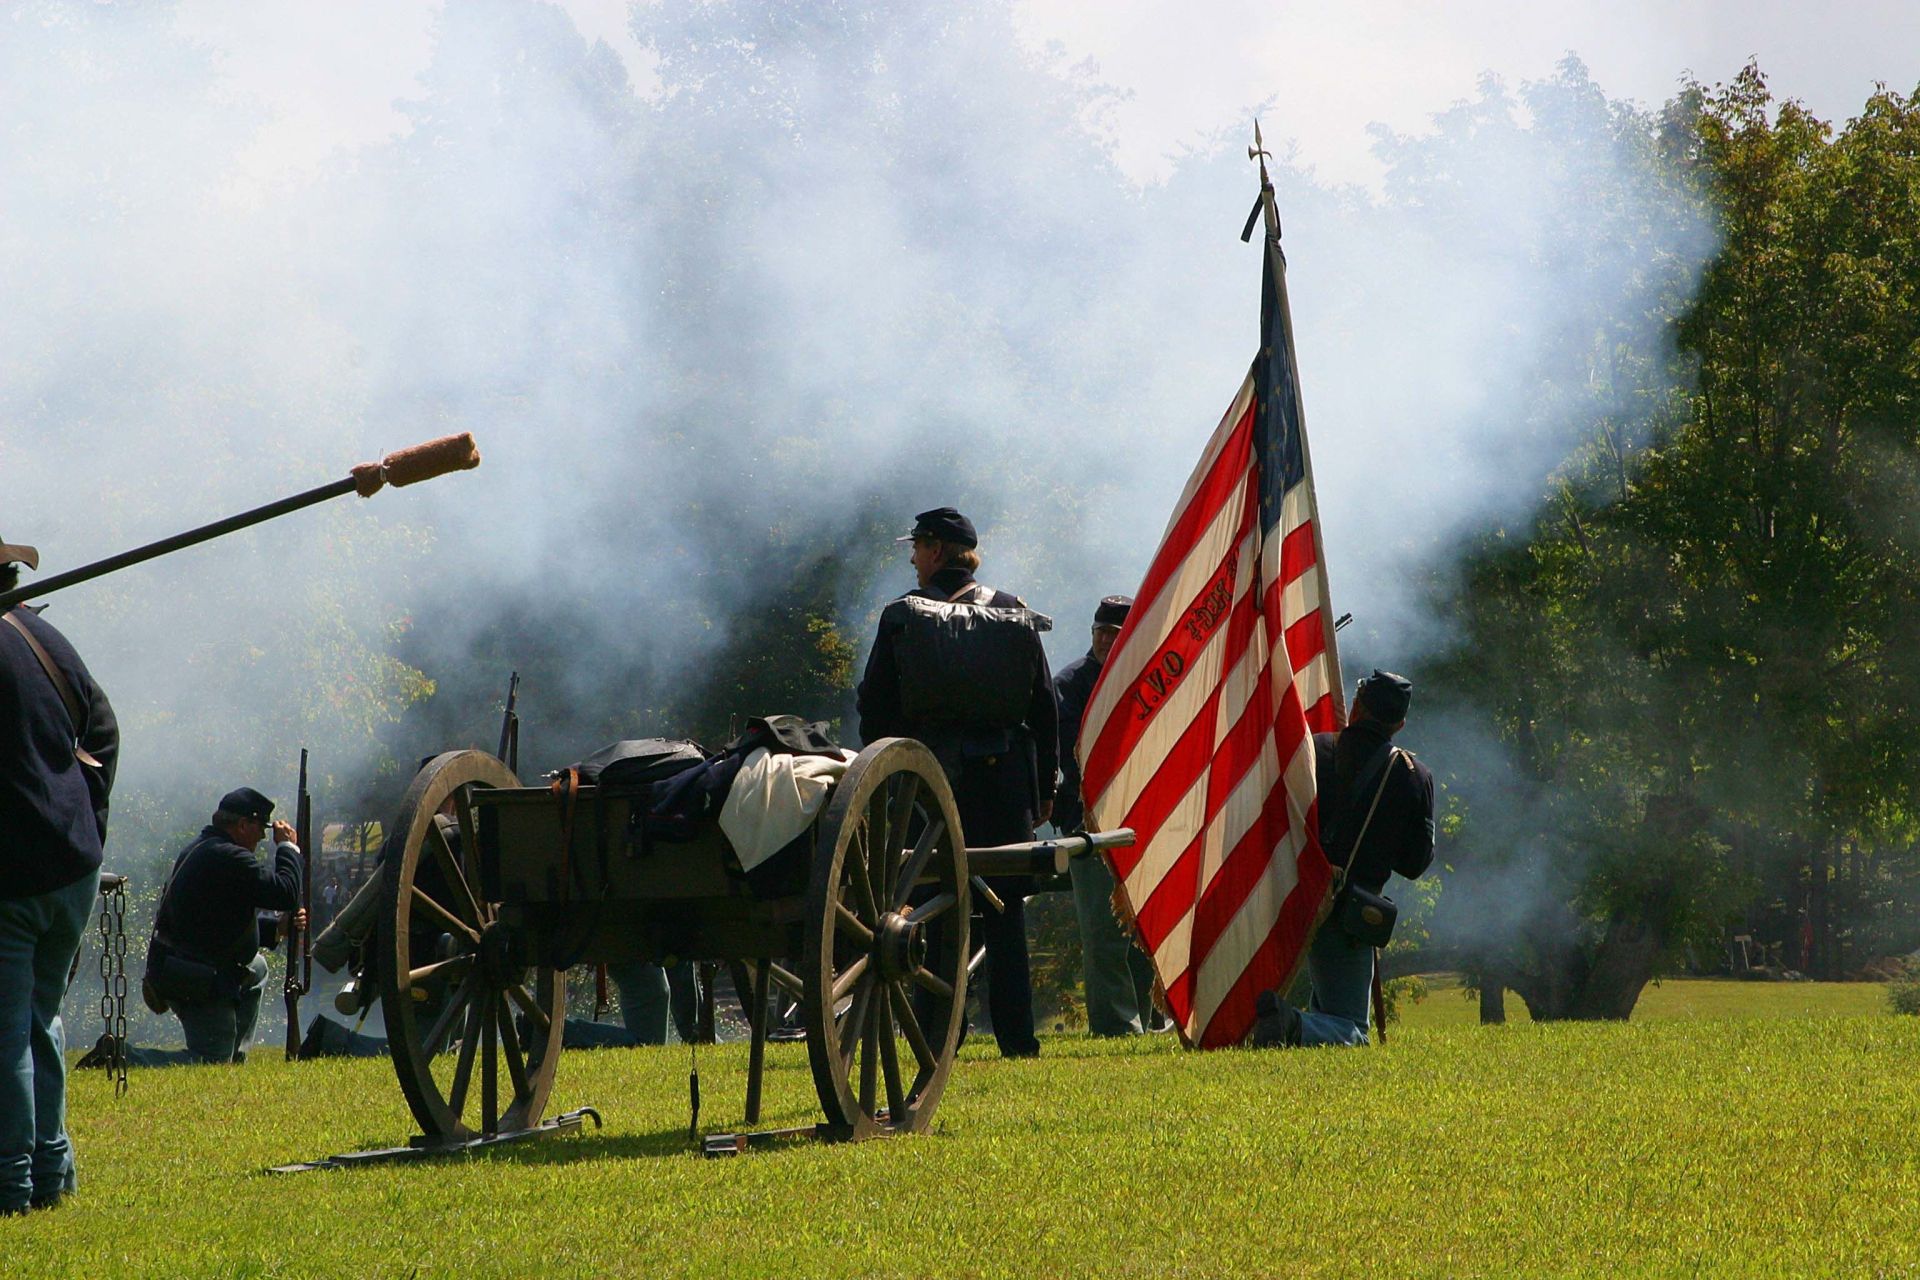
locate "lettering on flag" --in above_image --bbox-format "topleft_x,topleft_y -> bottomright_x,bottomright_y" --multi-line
1127,551 -> 1238,722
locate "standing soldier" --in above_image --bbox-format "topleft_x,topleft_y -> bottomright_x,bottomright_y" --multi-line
1055,595 -> 1159,1036
0,538 -> 118,1214
856,507 -> 1057,1059
144,788 -> 304,1064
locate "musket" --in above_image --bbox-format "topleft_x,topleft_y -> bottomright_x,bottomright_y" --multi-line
497,670 -> 520,773
284,749 -> 314,1061
0,433 -> 481,611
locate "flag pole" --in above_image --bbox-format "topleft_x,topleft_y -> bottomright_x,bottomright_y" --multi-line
1244,120 -> 1347,726
1247,123 -> 1370,1038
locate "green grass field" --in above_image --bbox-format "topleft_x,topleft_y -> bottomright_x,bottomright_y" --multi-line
11,979 -> 1919,1278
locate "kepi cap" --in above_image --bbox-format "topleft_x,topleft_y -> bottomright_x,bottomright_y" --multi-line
0,538 -> 38,570
1355,669 -> 1413,723
896,506 -> 977,549
1093,595 -> 1133,629
217,787 -> 275,822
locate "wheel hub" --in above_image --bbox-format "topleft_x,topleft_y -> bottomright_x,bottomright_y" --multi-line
477,919 -> 521,988
875,911 -> 926,981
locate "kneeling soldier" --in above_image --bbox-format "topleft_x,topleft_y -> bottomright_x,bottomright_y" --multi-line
1253,670 -> 1435,1048
144,788 -> 304,1063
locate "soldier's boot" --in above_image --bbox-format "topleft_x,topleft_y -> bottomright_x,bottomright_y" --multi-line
1250,989 -> 1302,1049
75,1033 -> 116,1069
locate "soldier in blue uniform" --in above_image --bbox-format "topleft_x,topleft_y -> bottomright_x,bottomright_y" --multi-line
857,507 -> 1057,1058
1054,594 -> 1159,1036
1253,669 -> 1435,1048
146,787 -> 304,1063
0,539 -> 119,1214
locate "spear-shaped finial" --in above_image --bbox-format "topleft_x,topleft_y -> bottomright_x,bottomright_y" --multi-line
1241,119 -> 1280,243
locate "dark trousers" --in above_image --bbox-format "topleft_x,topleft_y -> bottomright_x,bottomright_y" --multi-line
909,740 -> 1043,1058
974,882 -> 1038,1057
912,883 -> 1037,1059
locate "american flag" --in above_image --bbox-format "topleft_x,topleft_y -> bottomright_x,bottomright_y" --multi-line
1077,181 -> 1345,1048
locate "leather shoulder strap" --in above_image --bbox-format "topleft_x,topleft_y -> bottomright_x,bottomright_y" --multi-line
151,835 -> 215,955
945,581 -> 991,604
1337,748 -> 1404,882
4,608 -> 84,729
2,608 -> 99,765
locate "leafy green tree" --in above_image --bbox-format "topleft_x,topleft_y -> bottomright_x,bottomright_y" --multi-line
1432,66 -> 1920,1016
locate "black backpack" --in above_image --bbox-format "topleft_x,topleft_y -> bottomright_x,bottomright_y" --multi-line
884,592 -> 1052,729
563,738 -> 707,788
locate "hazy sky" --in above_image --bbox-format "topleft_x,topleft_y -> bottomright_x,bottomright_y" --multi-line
174,0 -> 1920,193
1014,0 -> 1920,185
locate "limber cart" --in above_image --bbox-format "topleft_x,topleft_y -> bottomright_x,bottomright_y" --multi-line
365,737 -> 1134,1154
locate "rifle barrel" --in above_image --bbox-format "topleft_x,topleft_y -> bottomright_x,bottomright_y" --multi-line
497,671 -> 520,761
0,477 -> 356,610
286,748 -> 314,1061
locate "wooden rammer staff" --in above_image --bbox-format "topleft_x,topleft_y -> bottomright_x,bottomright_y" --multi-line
0,432 -> 481,610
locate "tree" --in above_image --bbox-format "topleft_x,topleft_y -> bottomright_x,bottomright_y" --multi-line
1430,66 -> 1920,1017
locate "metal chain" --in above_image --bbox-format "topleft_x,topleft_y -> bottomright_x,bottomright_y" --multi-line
95,889 -> 109,1043
95,877 -> 130,1096
110,880 -> 128,1095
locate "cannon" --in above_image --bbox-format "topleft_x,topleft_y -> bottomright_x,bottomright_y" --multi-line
365,740 -> 1133,1150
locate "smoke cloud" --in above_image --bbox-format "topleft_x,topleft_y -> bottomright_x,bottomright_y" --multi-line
2,0 -> 1716,882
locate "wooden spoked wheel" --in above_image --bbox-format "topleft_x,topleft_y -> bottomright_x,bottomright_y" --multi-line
379,750 -> 565,1140
803,738 -> 969,1138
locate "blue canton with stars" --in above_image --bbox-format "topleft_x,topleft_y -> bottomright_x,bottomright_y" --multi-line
1254,235 -> 1308,536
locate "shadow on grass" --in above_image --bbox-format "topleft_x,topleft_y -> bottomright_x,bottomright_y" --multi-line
471,1126 -> 715,1167
273,1111 -> 875,1174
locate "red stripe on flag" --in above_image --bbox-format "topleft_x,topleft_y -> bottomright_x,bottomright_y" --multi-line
1186,681 -> 1315,976
1107,563 -> 1263,882
1284,610 -> 1326,672
1261,573 -> 1330,674
1127,688 -> 1282,965
1189,795 -> 1289,978
1199,636 -> 1276,817
1128,632 -> 1295,977
1165,968 -> 1194,1031
1259,575 -> 1287,647
1278,520 -> 1317,588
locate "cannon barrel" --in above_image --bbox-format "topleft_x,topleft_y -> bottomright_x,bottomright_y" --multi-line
0,433 -> 480,610
965,827 -> 1136,880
